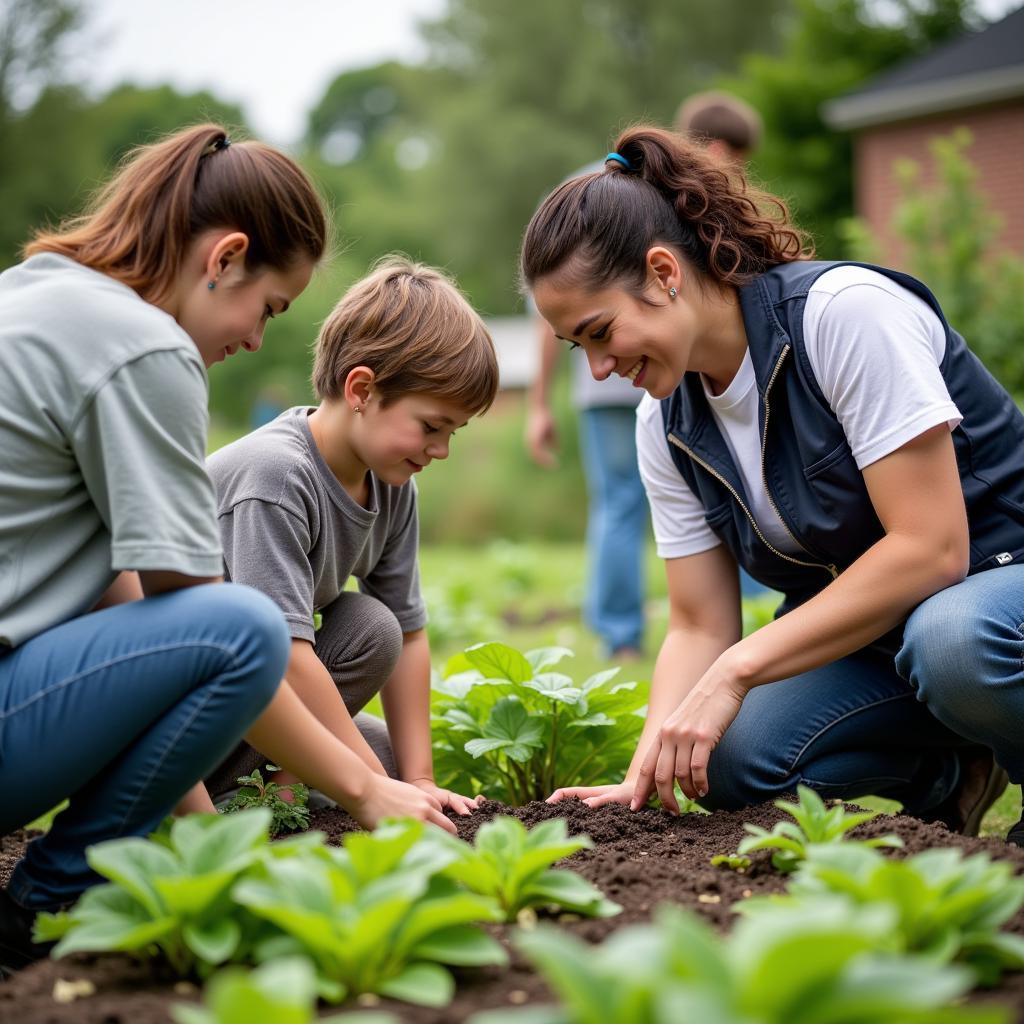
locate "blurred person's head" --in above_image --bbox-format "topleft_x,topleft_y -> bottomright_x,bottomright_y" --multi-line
26,123 -> 328,367
673,91 -> 762,165
311,256 -> 499,486
521,125 -> 812,399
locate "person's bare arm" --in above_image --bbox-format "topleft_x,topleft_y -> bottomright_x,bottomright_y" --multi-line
548,543 -> 741,808
278,639 -> 388,776
525,318 -> 563,468
634,424 -> 969,807
381,629 -> 483,815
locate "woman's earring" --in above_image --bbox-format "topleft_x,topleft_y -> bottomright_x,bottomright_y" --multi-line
668,286 -> 678,299
207,280 -> 216,291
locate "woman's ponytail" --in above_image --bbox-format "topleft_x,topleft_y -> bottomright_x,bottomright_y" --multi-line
521,123 -> 811,294
26,124 -> 327,303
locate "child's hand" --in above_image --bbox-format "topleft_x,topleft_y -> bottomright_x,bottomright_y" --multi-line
353,776 -> 458,834
408,778 -> 485,816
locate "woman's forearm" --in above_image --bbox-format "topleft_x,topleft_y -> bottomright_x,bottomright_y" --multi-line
731,530 -> 966,691
625,623 -> 734,781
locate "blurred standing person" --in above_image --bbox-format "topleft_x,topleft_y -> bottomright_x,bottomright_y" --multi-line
525,92 -> 763,659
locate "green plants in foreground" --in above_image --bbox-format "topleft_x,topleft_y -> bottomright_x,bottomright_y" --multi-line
172,956 -> 397,1024
431,641 -> 646,805
222,765 -> 310,837
35,810 -> 276,975
737,784 -> 902,873
437,815 -> 621,922
233,818 -> 507,1007
742,843 -> 1024,987
469,902 -> 1007,1024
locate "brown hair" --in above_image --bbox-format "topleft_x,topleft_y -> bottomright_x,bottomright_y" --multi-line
25,124 -> 327,303
674,91 -> 763,155
520,124 -> 811,295
313,256 -> 499,415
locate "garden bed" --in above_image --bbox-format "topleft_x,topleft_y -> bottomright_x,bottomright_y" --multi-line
3,800 -> 1024,1023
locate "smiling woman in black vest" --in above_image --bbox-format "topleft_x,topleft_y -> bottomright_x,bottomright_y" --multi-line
524,125 -> 1024,844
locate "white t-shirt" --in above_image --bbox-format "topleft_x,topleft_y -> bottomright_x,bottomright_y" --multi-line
636,265 -> 962,560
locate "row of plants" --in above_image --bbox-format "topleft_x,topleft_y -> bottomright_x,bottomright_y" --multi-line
431,641 -> 646,805
34,808 -> 619,1010
472,788 -> 1024,1024
172,787 -> 1024,1023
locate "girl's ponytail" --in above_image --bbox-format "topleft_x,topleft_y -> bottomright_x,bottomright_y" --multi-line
521,123 -> 811,294
26,124 -> 327,303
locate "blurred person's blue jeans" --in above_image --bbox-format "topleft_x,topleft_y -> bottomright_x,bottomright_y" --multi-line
579,406 -> 648,654
0,583 -> 288,910
702,565 -> 1024,813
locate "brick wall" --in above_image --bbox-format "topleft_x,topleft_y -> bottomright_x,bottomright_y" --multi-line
853,100 -> 1024,268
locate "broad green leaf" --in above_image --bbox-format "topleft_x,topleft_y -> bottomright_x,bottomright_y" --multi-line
524,870 -> 621,917
580,667 -> 620,692
53,885 -> 177,958
86,837 -> 176,917
154,869 -> 238,916
465,642 -> 533,684
183,917 -> 241,964
443,651 -> 475,677
411,924 -> 508,966
375,961 -> 454,1006
524,673 -> 583,705
174,809 -> 271,875
525,646 -> 575,673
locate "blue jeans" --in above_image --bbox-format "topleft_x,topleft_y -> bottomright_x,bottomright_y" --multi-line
703,565 -> 1024,813
579,406 -> 648,653
0,583 -> 288,909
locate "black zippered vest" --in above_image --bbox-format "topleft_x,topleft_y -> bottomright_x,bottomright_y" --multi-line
661,261 -> 1024,646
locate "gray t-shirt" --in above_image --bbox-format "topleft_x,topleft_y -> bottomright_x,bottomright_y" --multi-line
207,406 -> 426,643
0,254 -> 222,649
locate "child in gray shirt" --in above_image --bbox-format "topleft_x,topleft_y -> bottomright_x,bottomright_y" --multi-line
206,257 -> 500,814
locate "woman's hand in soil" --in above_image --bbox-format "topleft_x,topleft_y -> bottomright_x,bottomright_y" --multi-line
408,778 -> 486,816
631,668 -> 748,812
546,782 -> 635,808
353,775 -> 458,834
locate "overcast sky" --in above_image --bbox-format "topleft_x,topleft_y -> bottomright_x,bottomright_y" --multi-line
78,0 -> 1021,148
81,0 -> 446,146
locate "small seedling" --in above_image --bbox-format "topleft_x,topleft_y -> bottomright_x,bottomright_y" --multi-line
223,766 -> 310,837
737,785 -> 902,873
710,853 -> 752,871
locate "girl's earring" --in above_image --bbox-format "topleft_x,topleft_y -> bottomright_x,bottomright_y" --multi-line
207,280 -> 216,291
669,286 -> 678,299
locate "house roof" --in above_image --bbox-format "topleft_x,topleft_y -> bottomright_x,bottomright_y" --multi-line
824,5 -> 1024,130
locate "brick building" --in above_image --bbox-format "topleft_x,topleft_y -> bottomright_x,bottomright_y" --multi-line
823,5 -> 1024,265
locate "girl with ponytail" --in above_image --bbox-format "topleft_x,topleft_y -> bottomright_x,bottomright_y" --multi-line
0,124 -> 453,973
529,125 -> 1024,845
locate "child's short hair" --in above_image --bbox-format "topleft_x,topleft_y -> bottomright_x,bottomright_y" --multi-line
313,256 -> 499,414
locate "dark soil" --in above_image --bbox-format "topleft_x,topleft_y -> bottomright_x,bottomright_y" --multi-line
4,801 -> 1024,1023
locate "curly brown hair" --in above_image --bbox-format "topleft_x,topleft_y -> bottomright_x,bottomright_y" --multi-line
520,124 -> 811,294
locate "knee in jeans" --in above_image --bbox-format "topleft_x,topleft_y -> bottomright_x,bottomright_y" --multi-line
210,584 -> 290,696
897,589 -> 977,705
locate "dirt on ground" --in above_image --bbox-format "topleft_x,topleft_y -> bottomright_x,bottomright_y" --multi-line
3,801 -> 1024,1023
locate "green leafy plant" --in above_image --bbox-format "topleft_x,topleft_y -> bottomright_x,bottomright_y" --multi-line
222,765 -> 310,837
35,810 -> 275,975
470,901 -> 1005,1024
746,844 -> 1024,987
737,785 -> 902,873
437,816 -> 620,922
710,853 -> 752,871
171,956 -> 396,1024
232,818 -> 507,1007
431,642 -> 646,804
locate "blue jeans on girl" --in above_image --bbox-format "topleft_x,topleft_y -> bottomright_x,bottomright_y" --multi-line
0,583 -> 288,910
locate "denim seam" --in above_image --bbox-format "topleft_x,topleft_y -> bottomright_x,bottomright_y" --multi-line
786,691 -> 915,776
1,640 -> 246,720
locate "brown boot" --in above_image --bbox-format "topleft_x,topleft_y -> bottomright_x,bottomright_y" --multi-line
924,748 -> 1008,837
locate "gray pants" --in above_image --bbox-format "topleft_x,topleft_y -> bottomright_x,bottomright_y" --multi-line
205,591 -> 404,798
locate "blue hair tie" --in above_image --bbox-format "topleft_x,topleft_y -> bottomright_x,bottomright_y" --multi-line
605,151 -> 631,171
